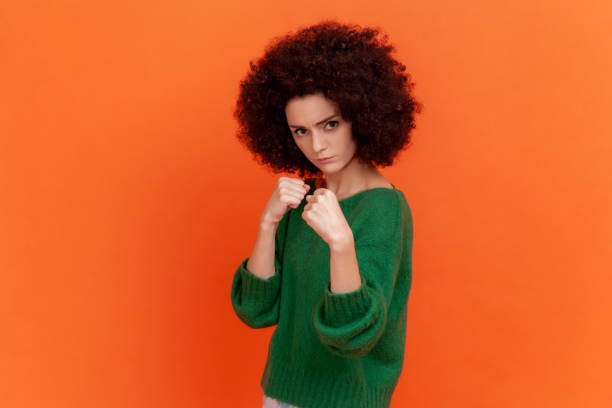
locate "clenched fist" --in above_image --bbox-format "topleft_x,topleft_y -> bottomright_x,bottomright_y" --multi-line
260,176 -> 310,226
302,188 -> 353,248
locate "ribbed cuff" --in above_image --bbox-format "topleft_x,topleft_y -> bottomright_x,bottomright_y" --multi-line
322,278 -> 371,327
238,257 -> 280,300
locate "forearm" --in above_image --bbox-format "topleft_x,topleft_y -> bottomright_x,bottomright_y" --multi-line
246,219 -> 278,280
328,230 -> 362,294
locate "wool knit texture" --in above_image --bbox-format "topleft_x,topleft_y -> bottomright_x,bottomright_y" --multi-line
231,177 -> 413,408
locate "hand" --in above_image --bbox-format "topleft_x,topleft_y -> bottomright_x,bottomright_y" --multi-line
261,176 -> 310,226
302,188 -> 353,247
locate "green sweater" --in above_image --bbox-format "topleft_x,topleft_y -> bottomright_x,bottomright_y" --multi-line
230,177 -> 413,408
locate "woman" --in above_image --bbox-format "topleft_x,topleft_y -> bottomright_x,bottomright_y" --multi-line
230,20 -> 423,408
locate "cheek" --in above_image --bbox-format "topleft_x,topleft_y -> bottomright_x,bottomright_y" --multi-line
293,138 -> 308,153
341,130 -> 356,150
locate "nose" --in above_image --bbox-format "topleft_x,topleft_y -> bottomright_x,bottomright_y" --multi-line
311,129 -> 326,153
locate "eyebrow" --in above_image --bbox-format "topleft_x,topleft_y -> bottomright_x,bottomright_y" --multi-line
288,113 -> 339,128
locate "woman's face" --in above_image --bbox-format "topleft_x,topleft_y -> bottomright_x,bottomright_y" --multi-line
285,92 -> 356,175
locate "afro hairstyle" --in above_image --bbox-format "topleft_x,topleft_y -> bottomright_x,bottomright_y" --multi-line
233,19 -> 424,179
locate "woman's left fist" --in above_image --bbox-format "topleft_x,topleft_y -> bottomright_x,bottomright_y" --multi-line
302,188 -> 353,247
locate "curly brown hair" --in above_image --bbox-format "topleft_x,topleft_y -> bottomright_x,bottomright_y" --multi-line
233,19 -> 424,179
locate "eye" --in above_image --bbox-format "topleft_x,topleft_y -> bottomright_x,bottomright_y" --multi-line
326,120 -> 339,130
293,121 -> 339,136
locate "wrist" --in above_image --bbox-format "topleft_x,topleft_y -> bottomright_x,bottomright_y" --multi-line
329,228 -> 354,252
259,217 -> 279,231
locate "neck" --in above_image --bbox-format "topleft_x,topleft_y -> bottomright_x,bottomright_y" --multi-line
319,156 -> 380,199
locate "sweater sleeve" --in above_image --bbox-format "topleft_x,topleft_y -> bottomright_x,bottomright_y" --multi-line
312,193 -> 406,358
230,210 -> 290,329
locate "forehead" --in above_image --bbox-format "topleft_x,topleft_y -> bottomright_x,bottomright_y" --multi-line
285,92 -> 339,121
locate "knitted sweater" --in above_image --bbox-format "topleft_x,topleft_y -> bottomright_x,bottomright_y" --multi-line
230,177 -> 413,408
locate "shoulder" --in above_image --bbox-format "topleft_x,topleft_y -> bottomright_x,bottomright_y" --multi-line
350,188 -> 412,234
349,189 -> 401,227
354,187 -> 403,213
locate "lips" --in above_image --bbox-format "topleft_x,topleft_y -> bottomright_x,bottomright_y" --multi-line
317,156 -> 334,162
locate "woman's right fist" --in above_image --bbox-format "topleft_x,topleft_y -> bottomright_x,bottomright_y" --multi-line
261,177 -> 311,225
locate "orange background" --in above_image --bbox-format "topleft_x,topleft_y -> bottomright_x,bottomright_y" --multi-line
1,0 -> 611,407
